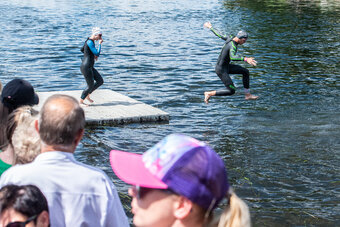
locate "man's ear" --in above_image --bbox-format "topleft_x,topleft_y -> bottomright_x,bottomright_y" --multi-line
36,210 -> 49,227
34,119 -> 39,133
74,128 -> 84,146
173,196 -> 193,220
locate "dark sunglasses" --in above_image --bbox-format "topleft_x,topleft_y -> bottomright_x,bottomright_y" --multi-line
133,185 -> 174,200
6,214 -> 37,227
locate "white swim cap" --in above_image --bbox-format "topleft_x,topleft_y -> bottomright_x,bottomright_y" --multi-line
92,27 -> 102,36
236,30 -> 248,39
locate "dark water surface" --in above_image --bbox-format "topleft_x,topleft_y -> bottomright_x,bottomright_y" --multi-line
1,0 -> 339,226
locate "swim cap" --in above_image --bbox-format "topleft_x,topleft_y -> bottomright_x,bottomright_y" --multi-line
236,31 -> 248,39
92,27 -> 102,36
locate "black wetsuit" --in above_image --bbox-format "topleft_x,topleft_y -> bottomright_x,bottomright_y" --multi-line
210,28 -> 250,96
80,38 -> 103,100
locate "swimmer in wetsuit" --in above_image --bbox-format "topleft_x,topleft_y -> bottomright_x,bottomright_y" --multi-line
203,22 -> 258,104
80,27 -> 104,105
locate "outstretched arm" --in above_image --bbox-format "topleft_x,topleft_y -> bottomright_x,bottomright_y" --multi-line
244,57 -> 257,66
203,22 -> 230,41
229,42 -> 257,66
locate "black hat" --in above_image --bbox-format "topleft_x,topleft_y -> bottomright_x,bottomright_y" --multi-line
236,31 -> 248,39
1,79 -> 39,109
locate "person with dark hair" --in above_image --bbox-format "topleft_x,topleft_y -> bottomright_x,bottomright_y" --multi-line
0,184 -> 49,227
0,79 -> 39,174
110,133 -> 251,227
79,27 -> 104,106
0,94 -> 129,227
203,22 -> 258,104
0,79 -> 39,149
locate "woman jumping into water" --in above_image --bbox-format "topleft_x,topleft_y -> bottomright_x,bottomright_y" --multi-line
80,27 -> 104,105
203,22 -> 258,104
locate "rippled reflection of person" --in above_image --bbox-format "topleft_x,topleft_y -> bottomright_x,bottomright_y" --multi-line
79,27 -> 104,106
203,22 -> 258,104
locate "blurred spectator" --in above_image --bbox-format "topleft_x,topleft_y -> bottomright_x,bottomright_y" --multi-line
11,106 -> 40,164
110,133 -> 251,227
0,94 -> 129,227
0,79 -> 39,149
0,106 -> 39,175
0,184 -> 49,227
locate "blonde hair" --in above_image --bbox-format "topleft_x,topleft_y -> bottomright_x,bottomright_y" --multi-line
12,116 -> 40,164
217,192 -> 251,227
204,191 -> 251,227
6,106 -> 40,164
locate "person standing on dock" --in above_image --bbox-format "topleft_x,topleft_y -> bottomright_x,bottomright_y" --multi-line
203,22 -> 258,104
80,27 -> 104,106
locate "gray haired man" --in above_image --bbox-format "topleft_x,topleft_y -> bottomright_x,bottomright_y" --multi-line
0,94 -> 129,227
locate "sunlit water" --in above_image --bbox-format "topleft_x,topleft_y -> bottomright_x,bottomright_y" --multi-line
0,0 -> 339,226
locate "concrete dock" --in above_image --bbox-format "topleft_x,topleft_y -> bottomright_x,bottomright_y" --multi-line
35,89 -> 169,126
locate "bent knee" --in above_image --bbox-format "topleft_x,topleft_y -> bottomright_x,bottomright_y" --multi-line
228,85 -> 236,95
243,68 -> 249,76
96,77 -> 104,86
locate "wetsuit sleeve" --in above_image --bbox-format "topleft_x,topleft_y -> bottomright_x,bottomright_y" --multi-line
210,27 -> 229,41
229,41 -> 245,61
87,40 -> 101,56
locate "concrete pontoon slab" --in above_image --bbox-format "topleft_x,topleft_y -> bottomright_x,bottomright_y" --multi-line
35,89 -> 169,126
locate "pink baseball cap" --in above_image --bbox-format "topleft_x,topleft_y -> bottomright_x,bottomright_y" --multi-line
110,133 -> 229,210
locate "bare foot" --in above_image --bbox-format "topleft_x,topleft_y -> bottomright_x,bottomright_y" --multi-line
245,94 -> 259,100
79,99 -> 89,107
86,95 -> 94,103
204,92 -> 212,104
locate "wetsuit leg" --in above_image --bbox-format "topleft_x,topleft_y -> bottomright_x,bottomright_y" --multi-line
80,67 -> 95,100
89,68 -> 103,94
229,64 -> 249,89
215,69 -> 236,96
